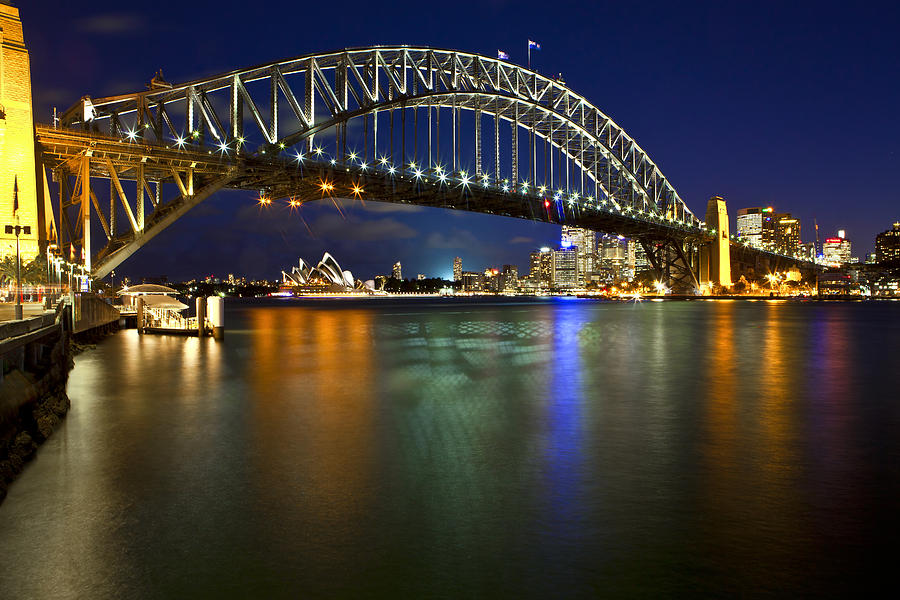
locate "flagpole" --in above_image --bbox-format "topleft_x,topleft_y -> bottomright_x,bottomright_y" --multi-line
528,43 -> 531,70
15,230 -> 22,320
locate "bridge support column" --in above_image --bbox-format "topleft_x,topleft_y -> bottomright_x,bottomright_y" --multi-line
699,195 -> 731,290
0,2 -> 40,261
80,155 -> 90,271
641,238 -> 699,294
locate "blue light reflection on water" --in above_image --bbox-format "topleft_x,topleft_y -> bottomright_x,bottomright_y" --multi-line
538,301 -> 588,575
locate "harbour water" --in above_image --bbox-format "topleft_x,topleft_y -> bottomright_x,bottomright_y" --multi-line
1,298 -> 898,597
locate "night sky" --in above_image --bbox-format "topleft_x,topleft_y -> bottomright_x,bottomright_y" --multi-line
21,1 -> 900,281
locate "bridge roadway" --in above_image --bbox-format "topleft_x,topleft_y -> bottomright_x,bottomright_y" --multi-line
35,125 -> 713,281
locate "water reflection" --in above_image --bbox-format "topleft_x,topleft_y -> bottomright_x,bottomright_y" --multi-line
1,299 -> 899,597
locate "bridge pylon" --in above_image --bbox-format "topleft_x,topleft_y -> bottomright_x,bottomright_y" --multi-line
698,195 -> 732,290
0,1 -> 50,261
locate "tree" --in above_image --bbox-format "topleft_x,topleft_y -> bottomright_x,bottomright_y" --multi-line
0,253 -> 49,285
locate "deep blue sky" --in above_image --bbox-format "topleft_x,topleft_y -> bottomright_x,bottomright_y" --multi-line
22,0 -> 900,281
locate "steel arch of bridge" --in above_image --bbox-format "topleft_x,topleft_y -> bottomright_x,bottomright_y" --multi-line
44,46 -> 712,280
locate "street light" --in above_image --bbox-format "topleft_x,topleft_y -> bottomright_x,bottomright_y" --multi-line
4,223 -> 31,320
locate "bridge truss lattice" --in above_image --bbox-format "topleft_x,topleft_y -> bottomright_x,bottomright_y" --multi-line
40,47 -> 712,281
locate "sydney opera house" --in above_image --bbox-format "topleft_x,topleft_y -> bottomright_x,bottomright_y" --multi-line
280,253 -> 375,294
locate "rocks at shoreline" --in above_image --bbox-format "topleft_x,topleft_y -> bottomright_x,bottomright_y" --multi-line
0,334 -> 81,503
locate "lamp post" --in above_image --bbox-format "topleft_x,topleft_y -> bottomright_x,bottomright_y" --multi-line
4,223 -> 31,320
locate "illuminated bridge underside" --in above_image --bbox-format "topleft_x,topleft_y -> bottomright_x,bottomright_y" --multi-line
43,47 -> 718,281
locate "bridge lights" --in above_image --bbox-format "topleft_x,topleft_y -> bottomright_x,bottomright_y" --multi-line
414,168 -> 424,179
349,151 -> 358,161
360,162 -> 368,171
288,198 -> 301,208
237,136 -> 245,145
379,156 -> 389,166
315,147 -> 324,156
319,179 -> 335,194
539,185 -> 547,194
174,135 -> 186,148
294,151 -> 305,163
279,142 -> 286,149
544,199 -> 551,208
217,141 -> 230,154
125,128 -> 138,141
258,194 -> 272,206
330,159 -> 337,165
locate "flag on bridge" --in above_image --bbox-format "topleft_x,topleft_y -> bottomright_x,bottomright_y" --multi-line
497,50 -> 509,60
528,40 -> 541,50
12,175 -> 18,216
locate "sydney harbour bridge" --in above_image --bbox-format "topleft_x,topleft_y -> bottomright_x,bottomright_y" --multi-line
2,7 -> 810,290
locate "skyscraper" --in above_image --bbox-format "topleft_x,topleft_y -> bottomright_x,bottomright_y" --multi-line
598,235 -> 627,280
530,247 -> 553,288
453,257 -> 462,282
392,261 -> 402,280
876,222 -> 900,266
775,214 -> 801,255
552,247 -> 578,289
630,240 -> 651,273
561,226 -> 596,284
500,264 -> 518,292
736,207 -> 776,250
823,235 -> 852,267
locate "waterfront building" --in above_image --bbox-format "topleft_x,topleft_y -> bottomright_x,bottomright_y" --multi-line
483,268 -> 500,293
875,222 -> 900,267
392,261 -> 402,280
417,273 -> 426,281
823,231 -> 852,267
775,213 -> 801,255
598,235 -> 627,281
561,226 -> 596,284
630,240 -> 651,273
736,207 -> 776,250
453,257 -> 462,282
552,247 -> 578,289
529,247 -> 553,288
281,253 -> 367,293
461,271 -> 484,292
500,264 -> 518,292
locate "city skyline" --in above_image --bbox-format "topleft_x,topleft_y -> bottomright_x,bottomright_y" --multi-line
19,1 -> 900,280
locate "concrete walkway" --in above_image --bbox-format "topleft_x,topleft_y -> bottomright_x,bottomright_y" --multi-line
0,303 -> 48,323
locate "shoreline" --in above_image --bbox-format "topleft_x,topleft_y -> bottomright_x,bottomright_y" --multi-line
0,324 -> 115,503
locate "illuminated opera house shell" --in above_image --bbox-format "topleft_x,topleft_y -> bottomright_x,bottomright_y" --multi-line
281,253 -> 370,291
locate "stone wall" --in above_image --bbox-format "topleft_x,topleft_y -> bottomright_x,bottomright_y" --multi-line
0,318 -> 70,502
